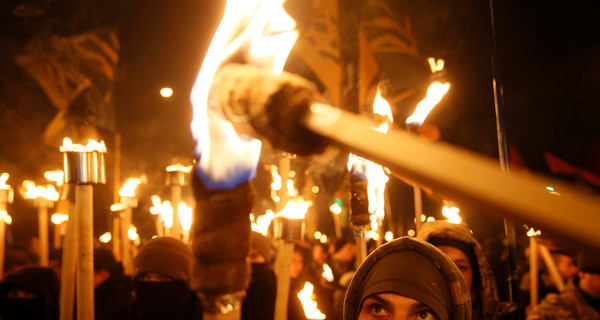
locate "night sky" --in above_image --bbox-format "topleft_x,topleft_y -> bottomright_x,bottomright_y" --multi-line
0,0 -> 598,249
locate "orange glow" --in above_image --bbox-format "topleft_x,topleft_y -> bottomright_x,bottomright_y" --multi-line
527,227 -> 541,237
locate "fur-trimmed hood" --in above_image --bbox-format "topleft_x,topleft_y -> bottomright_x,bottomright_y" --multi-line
418,221 -> 515,320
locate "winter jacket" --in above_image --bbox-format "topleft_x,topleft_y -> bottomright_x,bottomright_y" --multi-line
527,278 -> 600,320
343,236 -> 471,320
418,221 -> 515,320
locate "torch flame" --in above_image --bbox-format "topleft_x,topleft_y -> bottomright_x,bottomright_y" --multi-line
51,213 -> 69,225
166,164 -> 193,173
161,201 -> 174,228
251,209 -> 275,236
178,202 -> 193,231
428,58 -> 445,73
60,138 -> 106,152
0,210 -> 11,224
119,177 -> 145,198
20,180 -> 59,201
128,225 -> 140,241
150,195 -> 162,215
298,282 -> 326,319
442,204 -> 462,224
527,227 -> 541,237
44,170 -> 64,186
190,0 -> 298,189
278,197 -> 312,219
322,264 -> 334,283
99,232 -> 111,244
1,173 -> 10,189
405,57 -> 450,126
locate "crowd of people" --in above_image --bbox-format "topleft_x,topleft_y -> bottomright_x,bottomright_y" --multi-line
0,220 -> 599,320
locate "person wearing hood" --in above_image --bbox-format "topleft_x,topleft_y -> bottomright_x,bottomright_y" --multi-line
343,236 -> 471,320
93,247 -> 134,320
0,266 -> 60,320
417,221 -> 514,320
132,236 -> 203,320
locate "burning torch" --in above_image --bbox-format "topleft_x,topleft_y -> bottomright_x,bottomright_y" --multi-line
60,137 -> 106,320
273,198 -> 311,320
0,173 -> 14,280
20,179 -> 60,266
116,177 -> 144,275
166,164 -> 192,240
405,58 -> 450,234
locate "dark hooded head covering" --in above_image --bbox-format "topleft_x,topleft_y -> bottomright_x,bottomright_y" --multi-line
343,237 -> 471,320
0,266 -> 60,320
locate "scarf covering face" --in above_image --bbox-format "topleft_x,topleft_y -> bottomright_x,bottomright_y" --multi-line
343,237 -> 471,320
359,250 -> 452,320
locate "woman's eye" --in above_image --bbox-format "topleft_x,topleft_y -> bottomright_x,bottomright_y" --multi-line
415,310 -> 437,320
370,303 -> 390,316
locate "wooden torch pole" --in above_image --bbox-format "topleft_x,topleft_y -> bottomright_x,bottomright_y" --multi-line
59,188 -> 77,320
37,200 -> 50,266
76,184 -> 94,320
529,236 -> 538,307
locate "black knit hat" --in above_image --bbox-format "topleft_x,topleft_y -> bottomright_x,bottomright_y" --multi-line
577,249 -> 600,274
134,237 -> 193,283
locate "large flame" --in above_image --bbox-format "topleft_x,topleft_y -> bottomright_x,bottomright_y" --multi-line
60,138 -> 106,152
298,282 -> 326,319
405,58 -> 450,126
190,0 -> 298,189
20,180 -> 59,201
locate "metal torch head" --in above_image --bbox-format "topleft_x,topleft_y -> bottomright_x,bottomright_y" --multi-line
63,151 -> 106,184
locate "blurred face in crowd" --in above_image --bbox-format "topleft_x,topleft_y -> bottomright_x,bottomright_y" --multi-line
437,246 -> 473,291
358,293 -> 439,320
136,272 -> 174,282
579,272 -> 600,299
554,254 -> 577,282
290,251 -> 304,279
313,244 -> 329,265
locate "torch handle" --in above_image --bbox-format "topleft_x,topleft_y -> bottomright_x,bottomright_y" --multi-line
38,205 -> 49,266
538,242 -> 565,292
0,220 -> 5,281
413,184 -> 423,234
303,103 -> 600,250
529,237 -> 538,307
355,226 -> 367,266
76,184 -> 94,320
274,240 -> 294,320
59,196 -> 77,320
121,207 -> 134,276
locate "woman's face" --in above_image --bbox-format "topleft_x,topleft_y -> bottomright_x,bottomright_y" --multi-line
358,293 -> 439,320
437,246 -> 473,291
